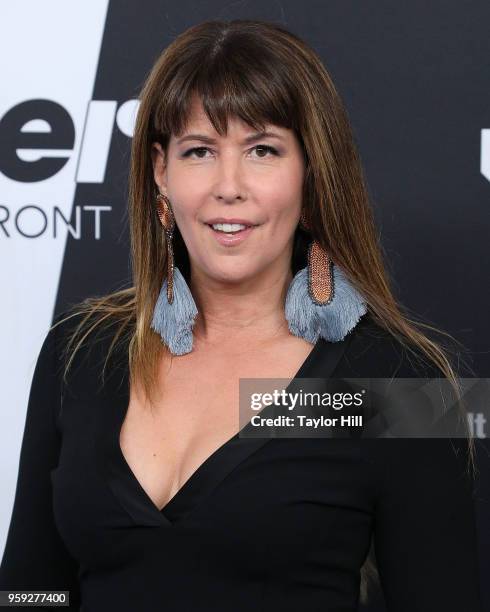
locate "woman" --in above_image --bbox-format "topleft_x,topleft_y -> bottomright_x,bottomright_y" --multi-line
0,19 -> 483,611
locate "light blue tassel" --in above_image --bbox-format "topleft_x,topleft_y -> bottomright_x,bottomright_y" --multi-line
152,262 -> 366,355
151,267 -> 198,355
285,263 -> 367,343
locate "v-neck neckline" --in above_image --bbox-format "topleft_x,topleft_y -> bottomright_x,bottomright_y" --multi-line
95,330 -> 355,528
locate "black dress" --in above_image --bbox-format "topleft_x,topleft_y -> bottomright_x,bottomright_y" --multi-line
0,311 -> 483,611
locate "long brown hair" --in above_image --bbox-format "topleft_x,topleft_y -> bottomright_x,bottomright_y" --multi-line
51,19 -> 476,604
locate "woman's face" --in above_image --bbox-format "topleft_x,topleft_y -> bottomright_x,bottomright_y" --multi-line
151,97 -> 305,284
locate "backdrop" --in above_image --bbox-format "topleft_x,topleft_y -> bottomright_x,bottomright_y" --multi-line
1,2 -> 489,610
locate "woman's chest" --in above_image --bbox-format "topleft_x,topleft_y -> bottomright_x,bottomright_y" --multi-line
119,377 -> 241,512
54,414 -> 375,575
119,340 -> 317,513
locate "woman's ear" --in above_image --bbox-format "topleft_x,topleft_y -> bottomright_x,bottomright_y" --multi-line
151,142 -> 168,195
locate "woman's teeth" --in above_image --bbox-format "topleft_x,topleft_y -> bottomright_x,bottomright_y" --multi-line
211,222 -> 248,234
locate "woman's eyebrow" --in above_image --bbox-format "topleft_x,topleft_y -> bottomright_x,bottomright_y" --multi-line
176,130 -> 285,145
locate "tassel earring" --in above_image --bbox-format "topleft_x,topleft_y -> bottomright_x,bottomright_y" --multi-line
285,209 -> 367,343
151,193 -> 198,355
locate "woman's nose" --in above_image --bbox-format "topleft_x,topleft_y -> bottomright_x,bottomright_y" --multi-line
212,154 -> 247,203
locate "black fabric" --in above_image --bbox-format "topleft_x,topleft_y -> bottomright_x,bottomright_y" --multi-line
0,311 -> 483,611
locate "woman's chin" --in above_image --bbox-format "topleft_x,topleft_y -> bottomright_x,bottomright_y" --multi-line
203,266 -> 258,286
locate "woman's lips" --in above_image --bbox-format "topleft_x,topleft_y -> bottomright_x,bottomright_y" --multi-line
205,223 -> 257,246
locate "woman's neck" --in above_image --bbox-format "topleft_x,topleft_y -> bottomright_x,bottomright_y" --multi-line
189,262 -> 294,349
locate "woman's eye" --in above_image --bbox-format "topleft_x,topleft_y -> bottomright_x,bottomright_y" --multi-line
251,145 -> 279,158
181,144 -> 279,159
180,146 -> 210,159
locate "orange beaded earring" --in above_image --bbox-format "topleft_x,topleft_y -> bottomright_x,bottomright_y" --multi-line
284,208 -> 367,343
155,193 -> 175,303
299,209 -> 334,305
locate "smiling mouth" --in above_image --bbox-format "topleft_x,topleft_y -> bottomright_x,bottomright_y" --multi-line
205,222 -> 257,235
204,222 -> 259,246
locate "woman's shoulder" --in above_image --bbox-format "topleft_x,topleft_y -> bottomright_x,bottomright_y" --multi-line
48,307 -> 129,388
332,311 -> 452,379
51,306 -> 129,350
